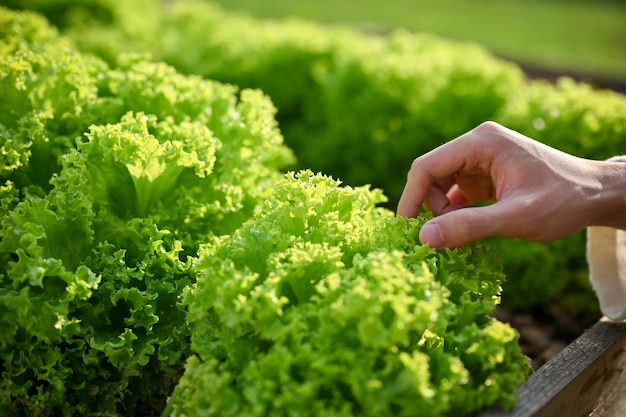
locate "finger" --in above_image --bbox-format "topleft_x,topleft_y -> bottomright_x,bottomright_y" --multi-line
454,173 -> 496,203
396,152 -> 465,217
423,184 -> 452,214
419,207 -> 495,249
397,128 -> 493,217
423,183 -> 469,217
397,180 -> 427,218
420,202 -> 518,249
446,184 -> 468,207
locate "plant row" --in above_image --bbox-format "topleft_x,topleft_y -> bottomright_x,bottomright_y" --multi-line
16,0 -> 626,312
0,8 -> 531,416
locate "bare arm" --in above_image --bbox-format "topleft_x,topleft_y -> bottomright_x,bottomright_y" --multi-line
397,121 -> 626,249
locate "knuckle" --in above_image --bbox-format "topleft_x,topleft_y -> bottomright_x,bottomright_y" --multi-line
410,155 -> 425,169
408,155 -> 427,177
475,120 -> 504,134
468,121 -> 512,151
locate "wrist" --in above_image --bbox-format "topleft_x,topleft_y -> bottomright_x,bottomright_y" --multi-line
588,158 -> 626,229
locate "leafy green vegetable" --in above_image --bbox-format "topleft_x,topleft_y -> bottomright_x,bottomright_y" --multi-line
1,6 -> 532,416
13,0 -> 626,318
0,7 -> 293,415
166,171 -> 531,417
0,0 -> 161,66
152,1 -> 626,317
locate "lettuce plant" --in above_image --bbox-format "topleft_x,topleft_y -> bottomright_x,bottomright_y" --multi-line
165,171 -> 531,417
0,8 -> 293,415
1,7 -> 531,416
12,0 -> 626,320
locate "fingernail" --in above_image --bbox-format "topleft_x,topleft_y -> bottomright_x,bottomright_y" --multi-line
420,223 -> 445,249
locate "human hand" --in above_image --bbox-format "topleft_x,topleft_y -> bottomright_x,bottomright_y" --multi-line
397,121 -> 626,249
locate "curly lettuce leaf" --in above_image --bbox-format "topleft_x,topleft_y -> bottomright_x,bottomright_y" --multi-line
169,171 -> 531,417
0,9 -> 294,415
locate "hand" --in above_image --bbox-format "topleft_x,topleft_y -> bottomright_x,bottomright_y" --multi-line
397,121 -> 626,249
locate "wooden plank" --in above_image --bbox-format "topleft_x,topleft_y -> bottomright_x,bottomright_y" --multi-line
481,318 -> 626,417
588,342 -> 626,417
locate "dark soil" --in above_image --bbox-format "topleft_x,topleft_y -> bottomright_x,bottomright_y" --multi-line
493,305 -> 602,370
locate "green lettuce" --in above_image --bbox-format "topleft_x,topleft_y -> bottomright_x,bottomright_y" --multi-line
166,171 -> 531,417
1,7 -> 531,416
0,8 -> 293,415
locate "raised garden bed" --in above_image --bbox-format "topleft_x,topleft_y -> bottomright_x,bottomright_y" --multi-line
481,318 -> 626,417
2,3 -> 626,416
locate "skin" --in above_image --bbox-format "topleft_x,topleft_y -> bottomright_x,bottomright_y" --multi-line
397,121 -> 626,249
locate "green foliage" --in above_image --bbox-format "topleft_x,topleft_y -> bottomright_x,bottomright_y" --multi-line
9,2 -> 619,414
147,1 -> 626,316
497,77 -> 626,160
284,30 -> 524,203
158,1 -> 359,126
165,171 -> 531,417
153,1 -> 526,203
0,7 -> 293,415
1,0 -> 119,29
209,0 -> 626,83
0,0 -> 161,65
6,2 -> 626,315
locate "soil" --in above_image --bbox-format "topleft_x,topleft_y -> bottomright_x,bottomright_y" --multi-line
493,305 -> 602,370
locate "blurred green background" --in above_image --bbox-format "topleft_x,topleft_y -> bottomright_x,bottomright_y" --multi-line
212,0 -> 626,92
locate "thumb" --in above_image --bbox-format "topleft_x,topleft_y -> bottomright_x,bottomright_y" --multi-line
419,205 -> 502,249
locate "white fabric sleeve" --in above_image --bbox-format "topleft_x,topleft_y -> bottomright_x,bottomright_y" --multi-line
587,226 -> 626,321
585,155 -> 626,322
